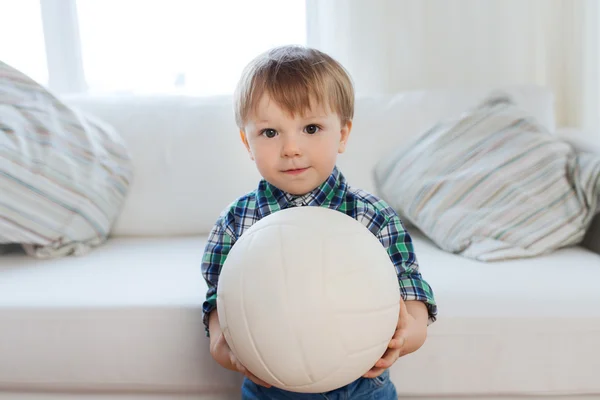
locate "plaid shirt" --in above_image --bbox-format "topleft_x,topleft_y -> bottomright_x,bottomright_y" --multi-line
201,166 -> 437,334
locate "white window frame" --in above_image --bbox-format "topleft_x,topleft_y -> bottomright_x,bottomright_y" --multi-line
39,0 -> 86,94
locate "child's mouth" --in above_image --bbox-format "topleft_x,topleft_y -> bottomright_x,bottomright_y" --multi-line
283,167 -> 309,175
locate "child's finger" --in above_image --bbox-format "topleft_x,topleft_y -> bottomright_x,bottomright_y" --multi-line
246,372 -> 272,388
230,354 -> 247,374
229,353 -> 238,367
375,347 -> 401,369
363,367 -> 385,378
388,335 -> 406,349
398,297 -> 409,326
230,354 -> 271,388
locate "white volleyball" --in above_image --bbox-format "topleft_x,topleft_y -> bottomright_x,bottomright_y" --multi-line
216,206 -> 399,393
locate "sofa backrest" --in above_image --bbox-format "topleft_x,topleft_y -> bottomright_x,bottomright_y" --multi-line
62,85 -> 556,236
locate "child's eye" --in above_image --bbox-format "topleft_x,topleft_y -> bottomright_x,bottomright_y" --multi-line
304,124 -> 320,134
261,129 -> 278,138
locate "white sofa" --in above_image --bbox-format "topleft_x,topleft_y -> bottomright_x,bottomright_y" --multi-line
1,86 -> 599,400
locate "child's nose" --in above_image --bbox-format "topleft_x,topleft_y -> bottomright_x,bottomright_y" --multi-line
281,136 -> 301,158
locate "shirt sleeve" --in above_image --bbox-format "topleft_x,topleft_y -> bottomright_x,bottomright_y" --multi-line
377,214 -> 438,324
201,217 -> 235,336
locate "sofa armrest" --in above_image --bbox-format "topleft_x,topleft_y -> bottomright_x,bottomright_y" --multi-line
556,127 -> 600,255
583,214 -> 600,255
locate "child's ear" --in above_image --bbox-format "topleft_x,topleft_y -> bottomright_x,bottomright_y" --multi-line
240,130 -> 254,160
338,120 -> 352,154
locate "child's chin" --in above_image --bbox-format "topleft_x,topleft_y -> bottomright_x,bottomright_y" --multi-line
281,182 -> 318,196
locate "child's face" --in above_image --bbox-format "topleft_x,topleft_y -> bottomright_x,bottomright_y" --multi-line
241,94 -> 351,195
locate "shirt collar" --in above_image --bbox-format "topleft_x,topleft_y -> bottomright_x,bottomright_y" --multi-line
256,166 -> 347,219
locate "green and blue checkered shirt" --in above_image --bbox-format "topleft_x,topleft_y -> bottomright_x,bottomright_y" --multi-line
201,166 -> 437,334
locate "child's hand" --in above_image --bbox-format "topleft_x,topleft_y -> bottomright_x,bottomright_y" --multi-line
208,311 -> 271,388
363,298 -> 428,378
210,330 -> 272,387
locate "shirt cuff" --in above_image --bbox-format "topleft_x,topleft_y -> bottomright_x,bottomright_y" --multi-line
202,294 -> 217,337
398,275 -> 438,325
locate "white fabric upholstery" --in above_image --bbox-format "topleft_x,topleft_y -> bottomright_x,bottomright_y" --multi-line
0,233 -> 599,396
0,237 -> 241,395
2,86 -> 597,398
59,95 -> 261,237
396,230 -> 600,396
61,85 -> 555,237
341,85 -> 555,196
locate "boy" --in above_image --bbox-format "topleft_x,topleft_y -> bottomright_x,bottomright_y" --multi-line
201,45 -> 437,399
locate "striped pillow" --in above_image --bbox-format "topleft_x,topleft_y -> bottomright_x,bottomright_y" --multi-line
374,95 -> 600,261
0,61 -> 133,258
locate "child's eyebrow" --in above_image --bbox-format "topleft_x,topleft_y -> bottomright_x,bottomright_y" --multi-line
250,119 -> 273,126
303,115 -> 329,120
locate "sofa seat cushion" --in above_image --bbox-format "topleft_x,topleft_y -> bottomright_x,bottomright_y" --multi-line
394,230 -> 600,396
0,234 -> 599,396
0,237 -> 242,395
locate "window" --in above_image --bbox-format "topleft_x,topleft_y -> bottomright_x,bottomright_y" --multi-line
76,0 -> 306,95
1,0 -> 305,95
0,0 -> 48,85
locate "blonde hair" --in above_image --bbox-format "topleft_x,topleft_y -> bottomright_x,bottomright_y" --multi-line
234,45 -> 354,128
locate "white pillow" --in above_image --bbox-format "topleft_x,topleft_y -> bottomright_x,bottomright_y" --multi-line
0,61 -> 133,258
374,94 -> 600,261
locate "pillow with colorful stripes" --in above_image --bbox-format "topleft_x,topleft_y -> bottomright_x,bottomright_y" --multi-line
373,94 -> 600,261
0,61 -> 133,258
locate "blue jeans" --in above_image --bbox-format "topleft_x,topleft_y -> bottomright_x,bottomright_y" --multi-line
241,370 -> 397,399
